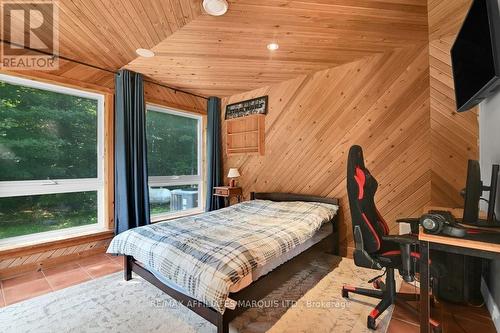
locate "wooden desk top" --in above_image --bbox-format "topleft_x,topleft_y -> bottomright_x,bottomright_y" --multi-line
418,228 -> 500,254
419,206 -> 500,253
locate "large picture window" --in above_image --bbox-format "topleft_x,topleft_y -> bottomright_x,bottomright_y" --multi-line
146,105 -> 202,220
0,74 -> 105,243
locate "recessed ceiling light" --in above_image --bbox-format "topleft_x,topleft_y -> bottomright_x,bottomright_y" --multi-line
135,48 -> 155,58
267,43 -> 279,51
203,0 -> 228,16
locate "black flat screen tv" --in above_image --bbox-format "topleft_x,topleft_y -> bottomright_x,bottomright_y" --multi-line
451,0 -> 500,112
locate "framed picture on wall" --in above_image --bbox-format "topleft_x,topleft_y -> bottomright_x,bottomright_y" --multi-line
225,96 -> 268,119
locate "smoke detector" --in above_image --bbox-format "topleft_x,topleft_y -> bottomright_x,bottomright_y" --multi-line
203,0 -> 228,16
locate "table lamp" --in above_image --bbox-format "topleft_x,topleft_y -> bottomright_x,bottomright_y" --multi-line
227,168 -> 240,187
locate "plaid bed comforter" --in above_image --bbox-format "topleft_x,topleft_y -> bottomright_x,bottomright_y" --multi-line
107,199 -> 338,313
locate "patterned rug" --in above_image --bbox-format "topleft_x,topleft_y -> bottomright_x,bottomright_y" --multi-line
0,254 -> 399,333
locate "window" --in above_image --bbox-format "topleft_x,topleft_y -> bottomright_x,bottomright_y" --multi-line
146,105 -> 202,220
0,74 -> 105,243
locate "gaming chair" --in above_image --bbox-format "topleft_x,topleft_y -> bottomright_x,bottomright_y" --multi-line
341,145 -> 441,332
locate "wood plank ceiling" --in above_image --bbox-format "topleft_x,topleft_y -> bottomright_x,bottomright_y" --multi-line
3,0 -> 428,97
126,0 -> 429,96
2,0 -> 203,70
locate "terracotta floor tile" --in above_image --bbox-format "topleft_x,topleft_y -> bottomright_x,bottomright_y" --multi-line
399,282 -> 419,294
387,318 -> 419,333
44,266 -> 91,291
392,300 -> 420,325
77,253 -> 113,267
43,262 -> 81,277
83,262 -> 122,279
114,259 -> 125,269
108,254 -> 124,264
3,278 -> 52,305
1,271 -> 45,289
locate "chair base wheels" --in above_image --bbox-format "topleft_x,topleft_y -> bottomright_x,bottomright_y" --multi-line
372,278 -> 385,290
367,316 -> 377,330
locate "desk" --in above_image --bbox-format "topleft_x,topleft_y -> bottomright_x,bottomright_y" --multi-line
419,229 -> 500,333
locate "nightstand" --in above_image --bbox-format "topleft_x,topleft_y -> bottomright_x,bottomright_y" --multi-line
213,186 -> 243,207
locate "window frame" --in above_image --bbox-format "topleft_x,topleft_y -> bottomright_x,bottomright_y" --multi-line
146,104 -> 204,221
0,73 -> 106,245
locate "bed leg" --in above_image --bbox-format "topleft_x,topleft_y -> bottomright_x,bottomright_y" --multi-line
216,314 -> 229,333
124,255 -> 132,281
331,217 -> 340,256
332,233 -> 340,256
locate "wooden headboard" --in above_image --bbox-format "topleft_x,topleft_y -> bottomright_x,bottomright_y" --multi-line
250,192 -> 339,206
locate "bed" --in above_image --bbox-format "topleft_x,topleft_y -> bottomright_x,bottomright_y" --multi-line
107,192 -> 340,333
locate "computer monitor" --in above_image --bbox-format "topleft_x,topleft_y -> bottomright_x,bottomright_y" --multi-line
462,160 -> 499,226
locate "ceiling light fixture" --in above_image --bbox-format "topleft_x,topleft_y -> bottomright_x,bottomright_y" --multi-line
203,0 -> 229,16
135,48 -> 155,58
267,42 -> 279,51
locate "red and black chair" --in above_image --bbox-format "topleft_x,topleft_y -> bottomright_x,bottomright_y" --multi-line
342,145 -> 441,332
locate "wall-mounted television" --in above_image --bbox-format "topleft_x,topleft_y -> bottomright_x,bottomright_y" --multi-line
451,0 -> 500,112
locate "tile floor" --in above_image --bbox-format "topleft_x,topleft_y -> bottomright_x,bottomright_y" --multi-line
0,253 -> 496,333
0,253 -> 122,306
386,281 -> 497,333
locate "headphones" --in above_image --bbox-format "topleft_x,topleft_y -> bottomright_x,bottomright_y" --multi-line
420,213 -> 467,238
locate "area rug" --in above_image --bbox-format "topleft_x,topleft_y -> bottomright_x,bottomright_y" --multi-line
0,254 -> 399,333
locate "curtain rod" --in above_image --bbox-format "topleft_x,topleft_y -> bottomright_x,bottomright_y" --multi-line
0,39 -> 208,100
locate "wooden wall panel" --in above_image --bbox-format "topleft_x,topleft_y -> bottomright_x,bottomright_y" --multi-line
1,59 -> 208,115
428,0 -> 471,41
222,44 -> 431,254
144,81 -> 207,115
428,0 -> 479,207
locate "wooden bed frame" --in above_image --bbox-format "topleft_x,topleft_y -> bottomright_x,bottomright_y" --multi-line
124,192 -> 340,333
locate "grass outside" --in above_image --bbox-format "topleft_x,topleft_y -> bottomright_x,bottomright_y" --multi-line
150,203 -> 171,216
0,192 -> 98,240
0,210 -> 97,239
1,204 -> 168,240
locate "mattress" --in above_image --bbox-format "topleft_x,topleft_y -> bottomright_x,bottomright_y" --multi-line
228,222 -> 333,292
142,222 -> 333,300
108,199 -> 338,313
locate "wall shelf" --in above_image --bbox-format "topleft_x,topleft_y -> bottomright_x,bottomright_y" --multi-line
226,114 -> 265,155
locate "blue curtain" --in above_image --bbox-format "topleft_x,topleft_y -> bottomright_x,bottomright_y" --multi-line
205,97 -> 224,211
114,69 -> 150,234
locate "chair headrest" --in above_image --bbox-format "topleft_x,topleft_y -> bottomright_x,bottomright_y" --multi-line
348,145 -> 366,171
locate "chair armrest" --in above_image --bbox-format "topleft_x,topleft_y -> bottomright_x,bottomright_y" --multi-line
381,234 -> 418,282
396,218 -> 420,234
381,234 -> 419,245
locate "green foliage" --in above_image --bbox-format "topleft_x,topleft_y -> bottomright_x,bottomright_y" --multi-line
147,110 -> 198,176
0,81 -> 98,181
0,80 -> 99,239
0,191 -> 97,239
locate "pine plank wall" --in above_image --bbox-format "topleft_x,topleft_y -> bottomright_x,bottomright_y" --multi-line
222,44 -> 432,255
222,1 -> 479,255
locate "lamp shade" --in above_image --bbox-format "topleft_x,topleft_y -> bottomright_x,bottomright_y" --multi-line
227,168 -> 240,178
